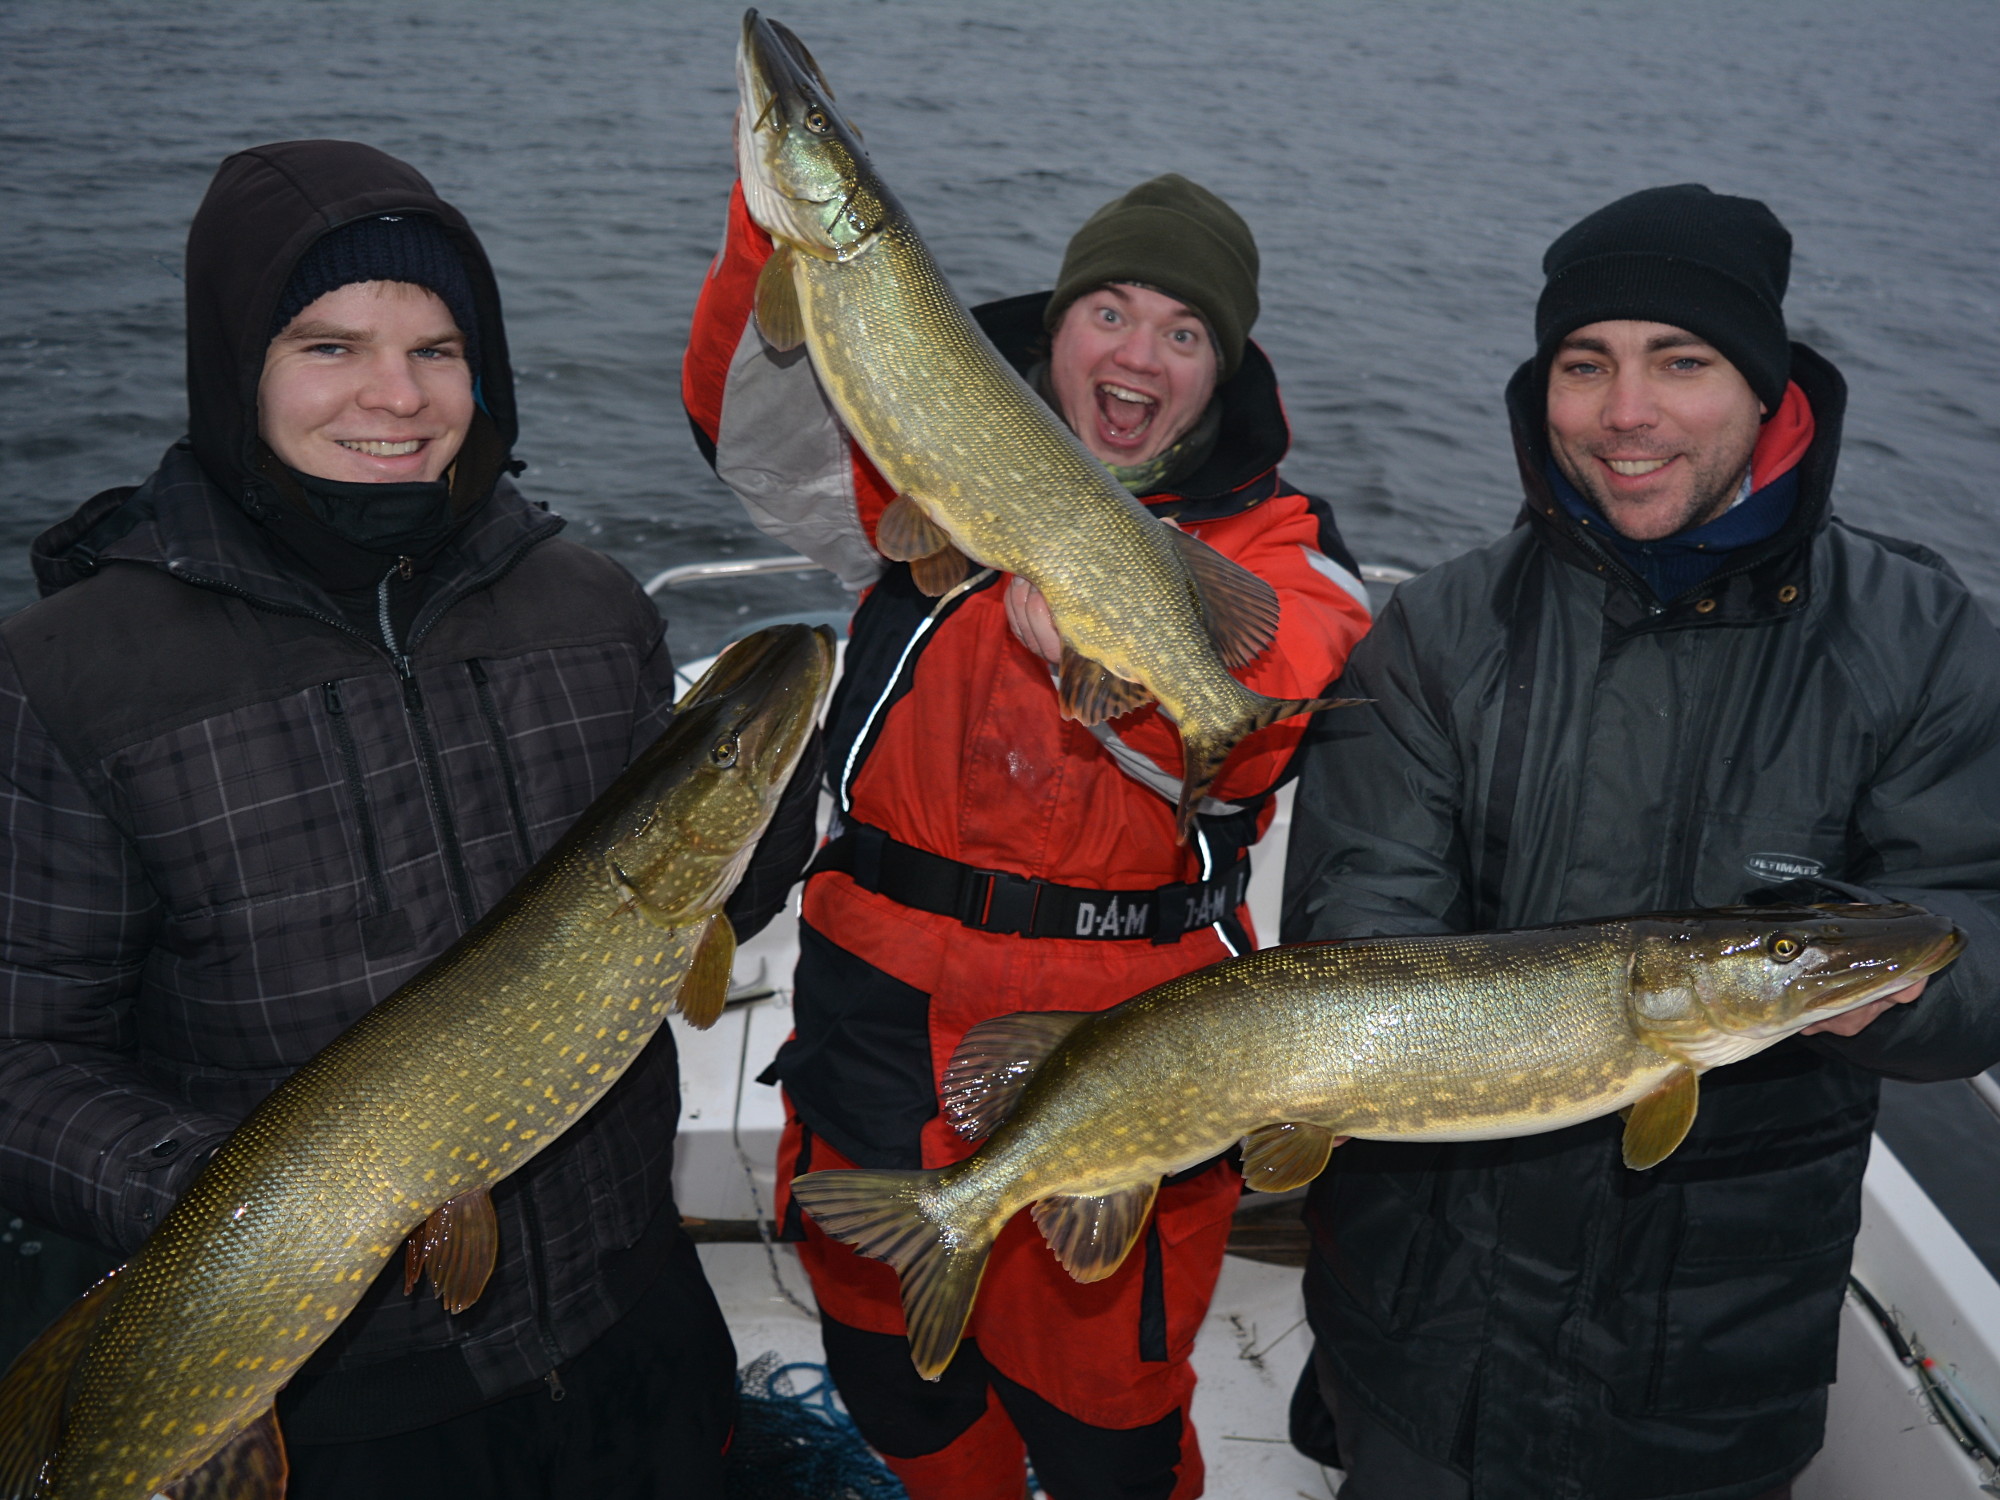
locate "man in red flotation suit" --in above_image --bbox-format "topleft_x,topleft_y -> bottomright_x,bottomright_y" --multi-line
685,172 -> 1372,1499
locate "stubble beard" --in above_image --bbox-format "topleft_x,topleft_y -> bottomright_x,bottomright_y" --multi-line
1553,442 -> 1753,543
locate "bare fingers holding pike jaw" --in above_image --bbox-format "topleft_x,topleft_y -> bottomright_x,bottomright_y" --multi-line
1800,976 -> 1929,1036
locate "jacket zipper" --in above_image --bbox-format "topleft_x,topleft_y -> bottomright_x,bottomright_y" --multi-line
322,681 -> 396,918
466,659 -> 536,868
377,563 -> 479,929
518,1177 -> 568,1395
174,519 -> 568,1368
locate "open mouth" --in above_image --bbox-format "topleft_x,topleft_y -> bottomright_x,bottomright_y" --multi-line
336,439 -> 425,458
1094,383 -> 1158,446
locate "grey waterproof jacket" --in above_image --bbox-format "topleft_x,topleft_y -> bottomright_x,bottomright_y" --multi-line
1282,344 -> 2000,1500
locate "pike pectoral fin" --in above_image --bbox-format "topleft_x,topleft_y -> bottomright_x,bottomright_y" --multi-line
1240,1122 -> 1347,1193
1168,527 -> 1281,669
909,545 -> 972,596
754,245 -> 805,351
1622,1067 -> 1700,1170
1057,646 -> 1154,726
160,1406 -> 288,1500
0,1267 -> 121,1495
940,1010 -> 1094,1140
1032,1182 -> 1160,1284
677,913 -> 737,1030
403,1183 -> 499,1314
876,495 -> 953,562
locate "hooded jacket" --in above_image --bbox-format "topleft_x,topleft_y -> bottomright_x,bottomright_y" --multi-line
1281,344 -> 2000,1499
0,141 -> 736,1439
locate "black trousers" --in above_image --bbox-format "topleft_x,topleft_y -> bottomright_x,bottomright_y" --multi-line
1295,1343 -> 1798,1500
819,1311 -> 1186,1500
285,1231 -> 736,1500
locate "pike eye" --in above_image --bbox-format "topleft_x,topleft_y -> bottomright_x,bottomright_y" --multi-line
1769,934 -> 1802,963
803,108 -> 830,134
710,736 -> 740,767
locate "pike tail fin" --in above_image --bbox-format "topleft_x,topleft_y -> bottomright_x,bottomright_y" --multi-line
0,1266 -> 123,1498
789,1167 -> 995,1381
1175,692 -> 1364,842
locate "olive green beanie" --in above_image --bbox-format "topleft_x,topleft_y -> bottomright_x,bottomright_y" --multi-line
1043,173 -> 1261,378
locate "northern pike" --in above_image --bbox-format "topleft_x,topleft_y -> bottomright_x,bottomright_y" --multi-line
791,903 -> 1964,1378
734,10 -> 1344,838
0,623 -> 835,1500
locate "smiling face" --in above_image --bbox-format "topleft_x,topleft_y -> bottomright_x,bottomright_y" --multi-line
1545,320 -> 1766,542
257,280 -> 473,484
1049,283 -> 1220,470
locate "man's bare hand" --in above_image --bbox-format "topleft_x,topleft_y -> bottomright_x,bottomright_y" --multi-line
1006,576 -> 1063,663
1801,976 -> 1929,1037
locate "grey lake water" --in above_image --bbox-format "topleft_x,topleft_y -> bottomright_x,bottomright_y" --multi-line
3,0 -> 1998,655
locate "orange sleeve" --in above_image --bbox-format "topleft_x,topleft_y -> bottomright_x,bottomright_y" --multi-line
679,182 -> 897,546
1110,493 -> 1373,802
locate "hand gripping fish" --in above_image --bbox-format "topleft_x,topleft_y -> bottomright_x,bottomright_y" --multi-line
791,903 -> 1964,1379
734,10 -> 1347,838
0,624 -> 835,1500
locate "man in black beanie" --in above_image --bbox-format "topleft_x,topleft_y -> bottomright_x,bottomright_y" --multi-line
1283,183 -> 2000,1499
0,140 -> 821,1497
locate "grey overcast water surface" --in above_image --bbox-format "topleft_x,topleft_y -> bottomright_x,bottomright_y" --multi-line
3,0 -> 1998,654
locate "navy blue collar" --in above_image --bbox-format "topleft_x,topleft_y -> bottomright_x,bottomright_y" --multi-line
1547,459 -> 1800,602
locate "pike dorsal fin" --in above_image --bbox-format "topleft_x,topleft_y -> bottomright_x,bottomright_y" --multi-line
1622,1067 -> 1700,1170
403,1183 -> 499,1314
1031,1182 -> 1159,1283
875,495 -> 953,562
1057,646 -> 1153,726
161,1405 -> 288,1500
1167,527 -> 1280,669
754,245 -> 805,352
0,1267 -> 122,1496
677,913 -> 737,1030
1239,1121 -> 1346,1193
909,546 -> 972,597
941,1010 -> 1094,1140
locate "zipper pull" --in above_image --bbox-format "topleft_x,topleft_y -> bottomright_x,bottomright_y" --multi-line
398,555 -> 414,581
322,681 -> 344,715
544,1368 -> 567,1402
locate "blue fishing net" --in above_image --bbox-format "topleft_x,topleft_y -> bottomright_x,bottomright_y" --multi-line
726,1352 -> 909,1499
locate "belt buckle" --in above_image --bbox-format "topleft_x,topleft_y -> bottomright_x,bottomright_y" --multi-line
963,868 -> 1040,935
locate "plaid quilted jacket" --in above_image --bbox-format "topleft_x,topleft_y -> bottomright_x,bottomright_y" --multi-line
0,443 -> 696,1433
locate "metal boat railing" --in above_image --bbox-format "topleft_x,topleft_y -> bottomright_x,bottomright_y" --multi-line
645,553 -> 1417,596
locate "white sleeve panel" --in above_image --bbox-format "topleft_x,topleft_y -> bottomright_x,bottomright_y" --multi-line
714,321 -> 886,592
1085,721 -> 1243,818
1300,544 -> 1374,618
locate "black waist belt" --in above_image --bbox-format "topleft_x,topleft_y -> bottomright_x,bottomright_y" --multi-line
809,819 -> 1249,944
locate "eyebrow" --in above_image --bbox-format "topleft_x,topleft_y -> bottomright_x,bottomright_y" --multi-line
1558,329 -> 1712,356
275,320 -> 465,345
1096,282 -> 1206,326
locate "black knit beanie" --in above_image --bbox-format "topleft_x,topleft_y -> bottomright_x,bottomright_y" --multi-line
1043,174 -> 1260,379
271,213 -> 479,361
1536,184 -> 1792,413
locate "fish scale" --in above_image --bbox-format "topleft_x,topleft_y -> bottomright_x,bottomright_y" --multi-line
0,623 -> 834,1500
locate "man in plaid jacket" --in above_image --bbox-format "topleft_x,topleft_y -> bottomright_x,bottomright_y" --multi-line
0,140 -> 806,1497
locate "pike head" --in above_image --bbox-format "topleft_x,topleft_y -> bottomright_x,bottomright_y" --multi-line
1625,903 -> 1964,1068
735,10 -> 890,263
598,622 -> 833,927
